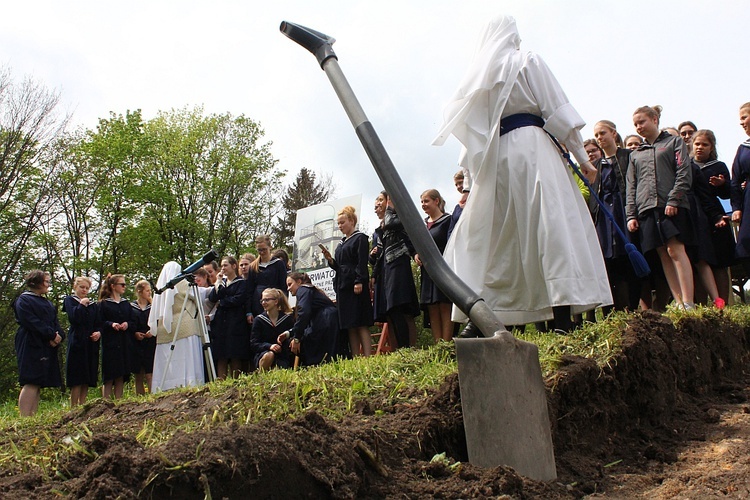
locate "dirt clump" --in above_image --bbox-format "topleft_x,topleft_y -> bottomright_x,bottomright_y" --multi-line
0,310 -> 748,498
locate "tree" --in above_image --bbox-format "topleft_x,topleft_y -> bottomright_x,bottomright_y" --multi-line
138,107 -> 283,268
274,167 -> 334,252
0,67 -> 68,399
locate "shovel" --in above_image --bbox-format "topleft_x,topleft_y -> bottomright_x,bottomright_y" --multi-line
280,21 -> 556,481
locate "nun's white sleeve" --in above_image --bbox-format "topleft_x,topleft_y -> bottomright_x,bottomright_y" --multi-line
524,52 -> 588,166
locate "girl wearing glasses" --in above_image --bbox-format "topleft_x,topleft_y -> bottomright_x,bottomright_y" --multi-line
98,274 -> 134,399
250,288 -> 295,370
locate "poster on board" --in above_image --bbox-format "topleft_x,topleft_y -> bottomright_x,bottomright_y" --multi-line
292,194 -> 364,301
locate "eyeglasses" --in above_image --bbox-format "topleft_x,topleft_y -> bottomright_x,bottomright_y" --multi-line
115,282 -> 126,287
260,298 -> 277,303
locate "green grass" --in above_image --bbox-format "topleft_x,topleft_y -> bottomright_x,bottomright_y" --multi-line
0,305 -> 748,477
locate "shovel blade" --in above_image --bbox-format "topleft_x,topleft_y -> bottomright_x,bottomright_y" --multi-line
456,334 -> 556,481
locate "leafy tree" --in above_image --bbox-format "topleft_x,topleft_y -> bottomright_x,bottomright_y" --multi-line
0,67 -> 68,399
274,167 -> 334,252
138,107 -> 283,269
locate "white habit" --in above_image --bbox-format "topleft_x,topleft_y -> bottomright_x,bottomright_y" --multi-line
434,15 -> 612,325
150,262 -> 206,392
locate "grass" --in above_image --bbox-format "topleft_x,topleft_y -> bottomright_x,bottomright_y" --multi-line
0,304 -> 747,478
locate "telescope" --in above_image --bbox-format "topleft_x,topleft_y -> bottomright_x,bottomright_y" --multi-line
155,249 -> 220,294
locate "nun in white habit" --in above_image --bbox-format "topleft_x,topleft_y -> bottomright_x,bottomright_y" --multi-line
150,261 -> 206,392
434,15 -> 612,330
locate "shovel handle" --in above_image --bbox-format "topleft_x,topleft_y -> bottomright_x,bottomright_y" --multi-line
280,21 -> 338,68
280,21 -> 509,339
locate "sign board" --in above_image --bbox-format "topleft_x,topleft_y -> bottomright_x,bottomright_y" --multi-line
292,194 -> 364,301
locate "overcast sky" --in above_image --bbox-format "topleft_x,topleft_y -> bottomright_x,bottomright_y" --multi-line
2,0 -> 747,235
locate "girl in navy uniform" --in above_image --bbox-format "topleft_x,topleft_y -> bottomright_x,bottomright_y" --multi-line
250,288 -> 295,370
98,274 -> 134,399
731,102 -> 750,275
690,130 -> 733,306
321,206 -> 374,356
246,236 -> 288,322
278,272 -> 339,366
130,280 -> 155,394
63,276 -> 100,407
209,256 -> 249,379
415,189 -> 454,342
13,270 -> 64,416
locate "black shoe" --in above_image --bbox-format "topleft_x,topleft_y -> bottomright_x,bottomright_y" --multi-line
457,321 -> 483,338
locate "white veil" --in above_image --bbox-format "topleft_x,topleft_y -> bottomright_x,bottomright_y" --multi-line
149,261 -> 182,335
433,14 -> 523,159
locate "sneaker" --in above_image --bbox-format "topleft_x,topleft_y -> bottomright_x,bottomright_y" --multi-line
713,297 -> 726,310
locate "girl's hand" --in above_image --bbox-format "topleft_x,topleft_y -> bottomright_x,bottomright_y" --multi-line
414,254 -> 422,267
353,283 -> 363,295
580,161 -> 597,184
290,338 -> 301,355
732,210 -> 742,223
90,331 -> 101,341
709,174 -> 726,187
50,333 -> 62,347
80,297 -> 90,306
120,322 -> 128,331
270,344 -> 281,354
277,331 -> 290,344
665,205 -> 678,217
320,247 -> 332,261
627,219 -> 639,232
715,217 -> 728,228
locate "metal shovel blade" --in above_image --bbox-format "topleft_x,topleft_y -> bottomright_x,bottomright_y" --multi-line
456,333 -> 556,480
280,20 -> 556,481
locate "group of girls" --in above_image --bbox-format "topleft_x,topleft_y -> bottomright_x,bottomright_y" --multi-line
588,103 -> 745,314
66,275 -> 154,402
320,195 -> 455,355
11,272 -> 154,415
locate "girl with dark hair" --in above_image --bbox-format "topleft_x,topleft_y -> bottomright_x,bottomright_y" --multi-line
278,272 -> 339,366
416,189 -> 454,341
375,192 -> 420,347
64,276 -> 100,407
209,256 -> 249,379
98,274 -> 134,399
689,129 -> 733,305
624,135 -> 643,150
13,270 -> 63,416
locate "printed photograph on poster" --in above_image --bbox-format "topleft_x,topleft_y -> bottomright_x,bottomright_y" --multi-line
292,194 -> 363,300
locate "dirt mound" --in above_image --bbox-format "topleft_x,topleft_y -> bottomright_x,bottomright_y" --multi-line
1,311 -> 748,499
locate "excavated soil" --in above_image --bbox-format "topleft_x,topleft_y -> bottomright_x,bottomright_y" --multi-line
0,310 -> 749,499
